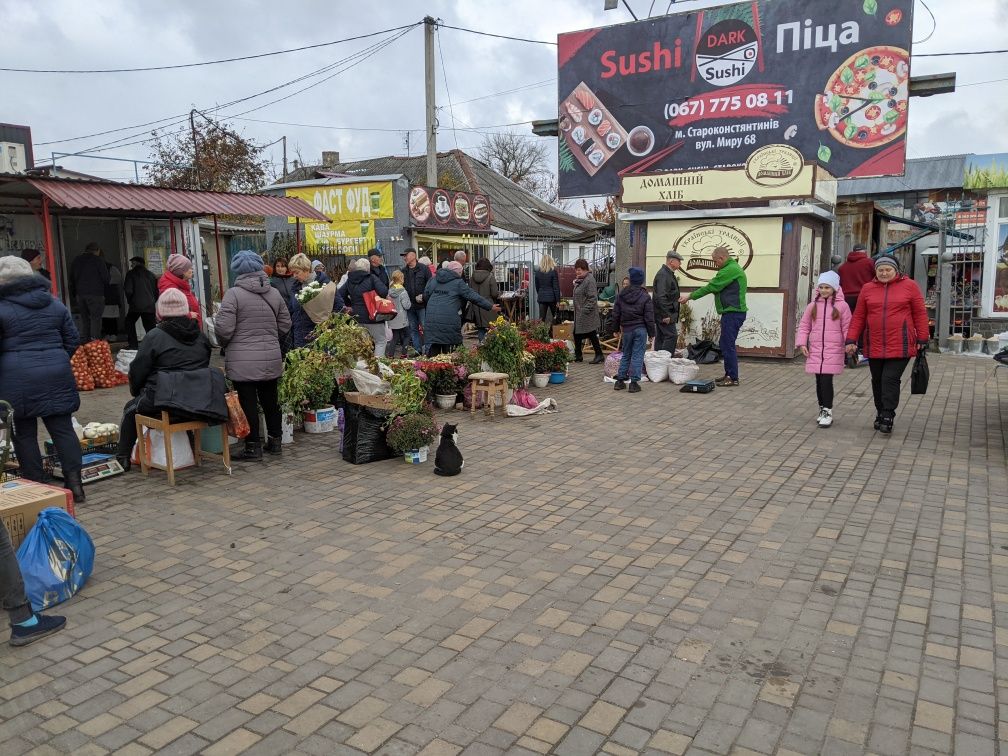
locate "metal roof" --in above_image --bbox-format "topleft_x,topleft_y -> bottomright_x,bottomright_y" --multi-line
23,177 -> 328,220
837,154 -> 968,197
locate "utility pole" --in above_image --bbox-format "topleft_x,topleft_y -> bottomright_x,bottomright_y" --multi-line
424,16 -> 437,187
282,135 -> 287,180
189,109 -> 201,190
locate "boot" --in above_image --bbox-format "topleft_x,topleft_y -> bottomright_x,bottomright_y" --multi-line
64,469 -> 86,504
238,441 -> 263,461
614,378 -> 627,391
628,381 -> 641,393
115,454 -> 132,473
878,412 -> 894,434
590,354 -> 605,364
264,436 -> 283,455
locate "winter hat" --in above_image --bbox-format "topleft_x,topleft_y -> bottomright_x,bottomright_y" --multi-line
817,270 -> 841,292
230,249 -> 264,276
445,260 -> 463,275
0,255 -> 33,284
311,259 -> 324,270
874,254 -> 900,272
21,249 -> 41,263
156,288 -> 190,320
166,253 -> 193,276
628,267 -> 645,286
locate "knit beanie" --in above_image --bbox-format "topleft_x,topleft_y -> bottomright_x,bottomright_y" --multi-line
817,270 -> 841,292
628,267 -> 645,286
874,254 -> 900,272
0,255 -> 33,284
166,253 -> 193,276
21,249 -> 41,263
445,260 -> 463,275
311,259 -> 324,270
230,249 -> 264,276
156,288 -> 190,320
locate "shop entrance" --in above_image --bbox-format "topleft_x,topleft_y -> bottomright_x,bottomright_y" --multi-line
931,212 -> 988,340
58,217 -> 125,338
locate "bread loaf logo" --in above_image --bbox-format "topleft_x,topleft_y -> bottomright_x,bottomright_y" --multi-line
675,222 -> 754,283
695,19 -> 758,87
744,144 -> 804,187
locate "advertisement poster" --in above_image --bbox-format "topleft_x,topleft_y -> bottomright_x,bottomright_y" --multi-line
408,186 -> 491,232
687,291 -> 786,352
644,216 -> 784,288
558,0 -> 914,197
286,182 -> 393,248
994,223 -> 1008,313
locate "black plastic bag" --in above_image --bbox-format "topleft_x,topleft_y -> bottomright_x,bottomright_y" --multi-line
341,404 -> 393,464
687,339 -> 722,364
910,351 -> 929,395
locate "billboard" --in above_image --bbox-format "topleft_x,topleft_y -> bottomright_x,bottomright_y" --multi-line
408,186 -> 491,232
285,181 -> 394,249
558,0 -> 914,198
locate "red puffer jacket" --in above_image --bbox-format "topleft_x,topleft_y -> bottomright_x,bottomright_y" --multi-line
846,275 -> 928,359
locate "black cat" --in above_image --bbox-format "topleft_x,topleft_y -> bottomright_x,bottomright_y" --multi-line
433,423 -> 464,476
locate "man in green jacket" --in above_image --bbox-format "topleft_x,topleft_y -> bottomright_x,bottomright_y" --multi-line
679,246 -> 747,386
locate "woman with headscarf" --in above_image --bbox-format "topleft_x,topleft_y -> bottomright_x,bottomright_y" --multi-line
0,256 -> 84,502
215,251 -> 292,460
339,258 -> 391,357
158,253 -> 202,325
287,253 -> 344,348
845,254 -> 929,434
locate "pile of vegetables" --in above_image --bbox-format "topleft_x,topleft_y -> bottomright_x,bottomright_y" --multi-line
70,341 -> 129,391
70,350 -> 95,391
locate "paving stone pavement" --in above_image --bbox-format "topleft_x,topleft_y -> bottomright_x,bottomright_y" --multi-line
2,354 -> 1007,756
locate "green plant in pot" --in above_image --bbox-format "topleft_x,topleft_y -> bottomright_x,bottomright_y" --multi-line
311,313 -> 374,371
478,316 -> 528,389
279,348 -> 337,412
545,340 -> 570,373
388,364 -> 428,416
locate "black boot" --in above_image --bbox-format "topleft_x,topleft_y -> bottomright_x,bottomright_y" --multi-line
590,354 -> 605,364
873,414 -> 883,431
878,413 -> 894,434
628,380 -> 641,393
115,454 -> 132,473
264,436 -> 283,455
64,469 -> 86,504
239,441 -> 263,461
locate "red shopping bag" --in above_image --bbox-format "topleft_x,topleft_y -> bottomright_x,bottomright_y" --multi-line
224,391 -> 250,439
362,290 -> 397,322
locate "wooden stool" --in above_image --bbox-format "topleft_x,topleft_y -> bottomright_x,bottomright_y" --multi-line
468,372 -> 509,420
135,411 -> 231,486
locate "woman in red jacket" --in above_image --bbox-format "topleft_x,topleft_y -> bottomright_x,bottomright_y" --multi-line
158,254 -> 202,325
845,255 -> 928,434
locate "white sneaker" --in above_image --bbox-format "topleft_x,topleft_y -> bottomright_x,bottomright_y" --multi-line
818,408 -> 833,428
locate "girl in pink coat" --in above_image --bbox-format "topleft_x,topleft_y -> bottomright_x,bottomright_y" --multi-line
795,271 -> 852,428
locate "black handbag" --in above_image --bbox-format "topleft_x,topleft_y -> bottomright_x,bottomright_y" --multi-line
910,350 -> 929,395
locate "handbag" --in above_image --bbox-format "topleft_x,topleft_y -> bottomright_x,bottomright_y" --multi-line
363,289 -> 396,322
224,390 -> 251,438
910,349 -> 929,395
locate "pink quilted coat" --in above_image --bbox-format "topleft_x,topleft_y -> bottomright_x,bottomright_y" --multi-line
795,287 -> 852,375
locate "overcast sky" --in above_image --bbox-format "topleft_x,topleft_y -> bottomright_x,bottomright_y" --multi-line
9,0 -> 1008,189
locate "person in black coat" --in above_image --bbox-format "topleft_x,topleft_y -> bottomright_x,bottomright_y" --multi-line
115,288 -> 212,470
123,256 -> 159,350
368,249 -> 391,289
400,248 -> 431,354
652,250 -> 683,352
0,256 -> 84,502
21,249 -> 50,280
422,261 -> 499,356
339,258 -> 390,357
534,254 -> 562,327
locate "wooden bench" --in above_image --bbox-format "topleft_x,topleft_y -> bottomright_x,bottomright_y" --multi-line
467,372 -> 509,420
135,411 -> 231,486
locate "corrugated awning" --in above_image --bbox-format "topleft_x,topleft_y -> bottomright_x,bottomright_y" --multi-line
26,177 -> 329,221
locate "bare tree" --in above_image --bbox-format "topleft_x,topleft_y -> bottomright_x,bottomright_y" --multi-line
477,131 -> 565,209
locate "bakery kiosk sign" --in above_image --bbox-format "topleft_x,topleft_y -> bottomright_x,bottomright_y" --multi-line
408,186 -> 491,232
557,0 -> 914,198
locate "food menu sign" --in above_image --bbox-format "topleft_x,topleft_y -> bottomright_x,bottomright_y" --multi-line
408,186 -> 492,232
558,0 -> 914,198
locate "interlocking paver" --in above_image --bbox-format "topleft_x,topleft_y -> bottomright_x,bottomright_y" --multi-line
1,355 -> 1004,755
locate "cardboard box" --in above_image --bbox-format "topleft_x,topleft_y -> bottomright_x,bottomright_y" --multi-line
343,391 -> 396,410
552,322 -> 573,341
0,480 -> 72,550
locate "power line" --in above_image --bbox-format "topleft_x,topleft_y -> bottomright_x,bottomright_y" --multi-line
231,117 -> 420,133
2,23 -> 421,73
914,0 -> 936,45
958,77 -> 1008,87
453,79 -> 556,106
915,48 -> 1008,57
438,23 -> 556,46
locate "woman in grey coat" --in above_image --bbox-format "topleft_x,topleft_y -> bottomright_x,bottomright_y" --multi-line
572,258 -> 605,363
214,250 -> 292,460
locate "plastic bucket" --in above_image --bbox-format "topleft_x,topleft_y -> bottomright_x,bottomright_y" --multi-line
404,446 -> 429,464
303,406 -> 336,434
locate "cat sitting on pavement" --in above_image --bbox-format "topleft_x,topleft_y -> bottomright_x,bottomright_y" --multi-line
433,423 -> 463,476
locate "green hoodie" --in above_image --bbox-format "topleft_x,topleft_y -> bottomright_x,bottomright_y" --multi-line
689,258 -> 747,314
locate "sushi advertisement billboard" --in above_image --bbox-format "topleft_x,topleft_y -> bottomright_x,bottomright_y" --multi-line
557,0 -> 914,198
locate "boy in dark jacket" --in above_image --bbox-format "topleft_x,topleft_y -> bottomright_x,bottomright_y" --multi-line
612,267 -> 655,393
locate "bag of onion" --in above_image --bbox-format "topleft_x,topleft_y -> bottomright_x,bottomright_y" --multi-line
82,341 -> 127,389
70,349 -> 95,392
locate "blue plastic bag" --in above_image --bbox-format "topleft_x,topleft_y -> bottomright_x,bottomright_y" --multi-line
16,507 -> 95,611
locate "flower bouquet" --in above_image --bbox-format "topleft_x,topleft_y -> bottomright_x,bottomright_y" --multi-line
296,280 -> 323,304
299,281 -> 339,324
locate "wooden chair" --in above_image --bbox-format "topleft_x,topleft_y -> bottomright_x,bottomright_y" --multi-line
468,372 -> 509,420
135,411 -> 231,486
599,331 -> 622,354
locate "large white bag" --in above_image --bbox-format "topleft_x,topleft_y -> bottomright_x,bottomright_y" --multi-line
643,351 -> 670,382
114,349 -> 138,374
132,429 -> 195,469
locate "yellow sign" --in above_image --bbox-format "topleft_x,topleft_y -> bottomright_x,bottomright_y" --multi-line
645,217 -> 783,288
285,182 -> 394,249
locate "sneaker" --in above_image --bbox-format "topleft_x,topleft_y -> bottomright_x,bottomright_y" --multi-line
873,415 -> 883,431
858,355 -> 870,367
714,376 -> 739,387
10,613 -> 66,647
628,381 -> 641,393
878,415 -> 893,434
614,379 -> 626,391
817,408 -> 833,428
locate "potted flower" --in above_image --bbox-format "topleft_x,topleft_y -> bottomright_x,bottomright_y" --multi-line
526,340 -> 552,388
546,340 -> 569,384
518,319 -> 552,344
386,410 -> 440,464
279,348 -> 338,433
418,359 -> 466,409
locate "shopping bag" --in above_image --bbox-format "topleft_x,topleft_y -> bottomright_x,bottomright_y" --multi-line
687,340 -> 722,365
16,508 -> 95,611
132,428 -> 196,469
510,387 -> 539,409
224,390 -> 251,438
362,289 -> 397,322
910,350 -> 929,395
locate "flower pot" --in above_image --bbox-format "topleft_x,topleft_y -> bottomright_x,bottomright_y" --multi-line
965,337 -> 985,354
947,336 -> 964,354
404,446 -> 429,464
303,406 -> 336,434
434,394 -> 457,410
549,371 -> 566,384
281,413 -> 295,444
531,373 -> 550,388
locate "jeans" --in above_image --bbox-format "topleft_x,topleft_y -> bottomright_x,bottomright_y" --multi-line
386,327 -> 411,357
0,520 -> 32,624
538,301 -> 558,327
125,310 -> 156,350
654,319 -> 678,352
617,327 -> 648,382
407,307 -> 426,354
815,374 -> 834,408
868,358 -> 910,417
13,414 -> 82,481
234,379 -> 281,444
77,294 -> 105,342
573,330 -> 603,360
719,311 -> 747,380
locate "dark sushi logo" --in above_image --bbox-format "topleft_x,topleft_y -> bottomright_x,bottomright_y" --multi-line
696,19 -> 758,87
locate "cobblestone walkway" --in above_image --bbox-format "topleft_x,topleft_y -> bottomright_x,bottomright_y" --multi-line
2,355 -> 1006,755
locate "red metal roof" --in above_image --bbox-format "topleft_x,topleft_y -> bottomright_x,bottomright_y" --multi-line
26,177 -> 329,221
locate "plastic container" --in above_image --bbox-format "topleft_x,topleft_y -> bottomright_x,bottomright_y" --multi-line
303,406 -> 337,434
531,373 -> 550,388
434,394 -> 457,410
549,372 -> 566,384
403,446 -> 429,464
